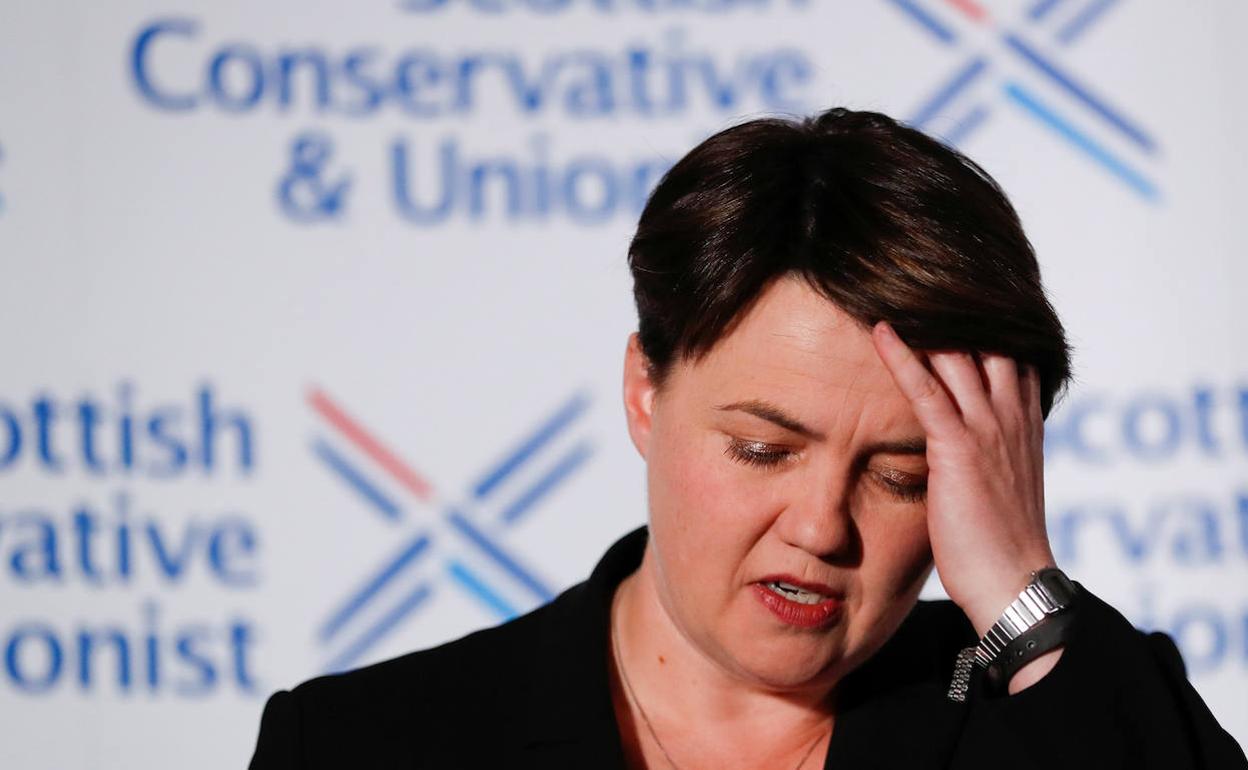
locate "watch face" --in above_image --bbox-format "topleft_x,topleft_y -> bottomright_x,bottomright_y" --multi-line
1035,568 -> 1077,607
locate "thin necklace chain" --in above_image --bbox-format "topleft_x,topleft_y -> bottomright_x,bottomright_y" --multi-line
610,607 -> 828,770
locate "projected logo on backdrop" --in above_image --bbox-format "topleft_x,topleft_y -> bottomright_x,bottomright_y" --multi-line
306,387 -> 594,673
1044,383 -> 1248,675
0,385 -> 260,697
888,0 -> 1160,201
127,6 -> 814,226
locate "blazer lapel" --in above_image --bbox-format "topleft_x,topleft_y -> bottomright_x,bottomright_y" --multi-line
509,527 -> 649,769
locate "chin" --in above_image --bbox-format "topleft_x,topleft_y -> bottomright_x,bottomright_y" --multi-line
729,633 -> 847,691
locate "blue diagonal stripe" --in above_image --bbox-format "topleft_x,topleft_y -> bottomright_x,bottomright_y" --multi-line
446,509 -> 554,601
1027,0 -> 1065,21
1003,82 -> 1159,201
472,391 -> 591,500
1056,0 -> 1119,45
884,0 -> 957,45
312,438 -> 403,521
944,103 -> 991,146
319,533 -> 433,642
909,56 -> 988,130
1002,33 -> 1157,154
501,440 -> 594,526
322,582 -> 433,674
446,560 -> 518,620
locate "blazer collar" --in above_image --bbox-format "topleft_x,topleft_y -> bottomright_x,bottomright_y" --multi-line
510,525 -> 647,766
510,525 -> 973,769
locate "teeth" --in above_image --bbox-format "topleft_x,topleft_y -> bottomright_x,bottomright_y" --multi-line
765,581 -> 828,605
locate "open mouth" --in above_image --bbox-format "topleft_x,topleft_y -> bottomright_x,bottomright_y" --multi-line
761,580 -> 831,605
751,576 -> 844,628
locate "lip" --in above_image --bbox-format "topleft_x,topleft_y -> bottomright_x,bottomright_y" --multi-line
754,574 -> 841,596
751,575 -> 845,629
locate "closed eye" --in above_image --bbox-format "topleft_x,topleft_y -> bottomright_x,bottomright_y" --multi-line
724,438 -> 795,469
870,468 -> 927,503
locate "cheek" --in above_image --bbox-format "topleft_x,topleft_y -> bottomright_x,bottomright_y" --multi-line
858,503 -> 932,598
645,421 -> 773,580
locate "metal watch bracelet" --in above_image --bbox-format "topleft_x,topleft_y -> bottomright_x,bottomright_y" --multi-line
973,567 -> 1078,670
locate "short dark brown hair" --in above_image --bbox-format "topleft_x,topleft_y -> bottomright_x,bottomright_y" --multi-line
627,107 -> 1072,417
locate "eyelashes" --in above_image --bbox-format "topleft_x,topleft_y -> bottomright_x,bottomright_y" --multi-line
723,438 -> 928,503
724,439 -> 793,468
874,471 -> 928,503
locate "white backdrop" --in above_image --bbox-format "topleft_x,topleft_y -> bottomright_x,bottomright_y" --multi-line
1,1 -> 1245,767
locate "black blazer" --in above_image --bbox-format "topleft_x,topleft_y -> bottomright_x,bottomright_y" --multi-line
249,526 -> 1247,769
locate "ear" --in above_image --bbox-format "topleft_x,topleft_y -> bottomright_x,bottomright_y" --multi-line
622,332 -> 658,460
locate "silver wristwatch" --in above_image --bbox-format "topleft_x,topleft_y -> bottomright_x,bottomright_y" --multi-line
973,567 -> 1077,669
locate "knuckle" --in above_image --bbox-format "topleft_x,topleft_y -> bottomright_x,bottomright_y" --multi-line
914,376 -> 945,405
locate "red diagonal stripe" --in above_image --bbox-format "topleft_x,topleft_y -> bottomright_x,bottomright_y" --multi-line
942,0 -> 989,22
308,387 -> 434,502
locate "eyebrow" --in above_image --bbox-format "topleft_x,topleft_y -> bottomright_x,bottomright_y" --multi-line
714,399 -> 927,455
714,399 -> 824,440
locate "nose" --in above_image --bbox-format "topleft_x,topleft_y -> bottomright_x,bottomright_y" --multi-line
773,464 -> 862,566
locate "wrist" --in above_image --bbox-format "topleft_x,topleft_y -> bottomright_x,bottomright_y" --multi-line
971,566 -> 1079,693
958,555 -> 1058,637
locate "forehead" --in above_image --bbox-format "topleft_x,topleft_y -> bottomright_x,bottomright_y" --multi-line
674,275 -> 915,427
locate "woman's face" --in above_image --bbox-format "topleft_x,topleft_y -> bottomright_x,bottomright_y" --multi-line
623,274 -> 934,691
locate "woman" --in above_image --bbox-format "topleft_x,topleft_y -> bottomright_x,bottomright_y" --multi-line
249,108 -> 1247,769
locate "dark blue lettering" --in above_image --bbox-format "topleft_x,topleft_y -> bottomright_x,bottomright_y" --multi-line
1046,396 -> 1111,464
208,518 -> 258,587
130,18 -> 199,110
0,403 -> 18,469
756,49 -> 809,111
562,158 -> 617,223
394,51 -> 446,117
208,46 -> 265,112
146,521 -> 198,582
198,386 -> 253,473
1122,394 -> 1182,461
1106,507 -> 1163,563
1192,386 -> 1220,455
115,493 -> 132,581
77,400 -> 105,473
5,625 -> 62,693
174,627 -> 216,695
77,627 -> 131,691
340,48 -> 385,116
142,603 -> 160,690
563,54 -> 614,116
468,157 -> 523,219
392,138 -> 456,225
73,507 -> 102,582
276,49 -> 331,111
10,513 -> 61,581
118,382 -> 136,471
1166,498 -> 1222,565
147,408 -> 188,477
32,396 -> 61,472
230,621 -> 258,691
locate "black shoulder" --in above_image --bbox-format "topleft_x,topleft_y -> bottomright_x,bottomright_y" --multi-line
300,594 -> 560,713
249,590 -> 576,769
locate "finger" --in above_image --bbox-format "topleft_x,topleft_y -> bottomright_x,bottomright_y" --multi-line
1020,364 -> 1046,511
871,321 -> 964,437
927,351 -> 996,426
981,353 -> 1022,420
1020,363 -> 1043,425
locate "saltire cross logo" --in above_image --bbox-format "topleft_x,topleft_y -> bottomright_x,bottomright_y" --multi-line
886,0 -> 1161,201
307,387 -> 594,674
